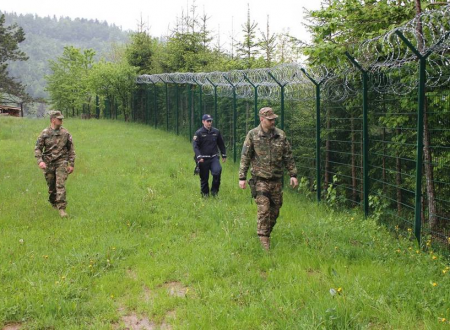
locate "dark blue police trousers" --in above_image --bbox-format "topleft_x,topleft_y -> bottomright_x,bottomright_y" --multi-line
198,156 -> 222,196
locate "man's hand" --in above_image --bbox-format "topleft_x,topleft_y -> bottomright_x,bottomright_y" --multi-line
67,166 -> 74,174
239,180 -> 246,189
38,162 -> 46,169
199,158 -> 204,163
290,177 -> 298,188
222,157 -> 227,163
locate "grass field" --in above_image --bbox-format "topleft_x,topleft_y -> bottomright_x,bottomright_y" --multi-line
1,117 -> 449,329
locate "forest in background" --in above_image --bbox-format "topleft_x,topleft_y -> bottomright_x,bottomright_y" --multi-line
2,2 -> 306,103
2,12 -> 130,99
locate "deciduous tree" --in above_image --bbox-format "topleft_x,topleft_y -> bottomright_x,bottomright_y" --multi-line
46,46 -> 95,116
0,14 -> 29,100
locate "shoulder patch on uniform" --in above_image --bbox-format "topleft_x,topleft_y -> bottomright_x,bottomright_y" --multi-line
193,135 -> 197,140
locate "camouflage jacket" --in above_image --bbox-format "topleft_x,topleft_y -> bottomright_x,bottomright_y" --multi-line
239,125 -> 297,180
35,126 -> 76,166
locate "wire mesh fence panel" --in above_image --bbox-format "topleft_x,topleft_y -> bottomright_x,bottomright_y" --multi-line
288,91 -> 317,198
217,96 -> 236,162
321,102 -> 363,208
369,85 -> 418,232
319,72 -> 364,209
178,85 -> 191,140
423,88 -> 450,248
131,5 -> 450,249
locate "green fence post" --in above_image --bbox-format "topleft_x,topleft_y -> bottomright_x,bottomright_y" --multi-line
213,85 -> 218,125
95,95 -> 99,119
137,88 -> 141,121
164,82 -> 169,131
344,53 -> 369,217
205,77 -> 218,127
175,82 -> 179,135
188,84 -> 193,140
145,85 -> 150,125
301,68 -> 324,203
148,78 -> 158,129
132,91 -> 136,122
154,84 -> 158,129
223,75 -> 237,163
199,84 -> 203,123
168,77 -> 179,135
395,30 -> 434,245
192,78 -> 203,125
267,72 -> 286,130
105,98 -> 110,119
243,73 -> 259,127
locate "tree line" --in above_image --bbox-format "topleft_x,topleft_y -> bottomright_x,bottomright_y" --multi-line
1,11 -> 129,99
44,2 -> 307,120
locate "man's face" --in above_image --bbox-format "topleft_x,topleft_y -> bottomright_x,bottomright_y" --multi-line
203,119 -> 213,129
51,117 -> 63,129
260,117 -> 276,130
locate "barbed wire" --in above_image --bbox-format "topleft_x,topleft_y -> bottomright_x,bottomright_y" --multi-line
137,5 -> 450,101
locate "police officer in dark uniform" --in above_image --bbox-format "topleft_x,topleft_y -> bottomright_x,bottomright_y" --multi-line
193,114 -> 227,197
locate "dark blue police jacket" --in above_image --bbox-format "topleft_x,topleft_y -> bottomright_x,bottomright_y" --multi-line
193,126 -> 226,161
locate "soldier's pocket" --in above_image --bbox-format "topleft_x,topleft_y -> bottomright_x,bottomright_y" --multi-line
274,191 -> 283,207
253,140 -> 263,154
272,142 -> 284,159
248,178 -> 257,198
274,183 -> 283,207
57,161 -> 69,178
43,164 -> 52,175
265,192 -> 282,208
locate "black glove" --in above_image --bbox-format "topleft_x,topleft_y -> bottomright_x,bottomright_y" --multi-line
194,164 -> 200,175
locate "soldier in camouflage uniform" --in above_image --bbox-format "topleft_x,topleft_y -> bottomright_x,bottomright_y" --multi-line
239,107 -> 298,250
35,111 -> 76,217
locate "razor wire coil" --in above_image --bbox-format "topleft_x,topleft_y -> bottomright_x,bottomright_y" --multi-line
137,5 -> 450,102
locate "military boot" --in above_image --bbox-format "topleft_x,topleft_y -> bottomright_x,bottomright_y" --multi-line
259,236 -> 270,251
59,209 -> 68,218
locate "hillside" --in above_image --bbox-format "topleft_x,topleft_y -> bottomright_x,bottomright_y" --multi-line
2,12 -> 130,99
1,117 -> 449,329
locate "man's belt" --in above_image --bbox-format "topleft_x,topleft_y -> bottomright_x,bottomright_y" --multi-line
197,154 -> 218,159
254,176 -> 281,182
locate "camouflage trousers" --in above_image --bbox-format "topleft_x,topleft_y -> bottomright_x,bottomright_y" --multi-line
43,160 -> 69,210
254,178 -> 283,237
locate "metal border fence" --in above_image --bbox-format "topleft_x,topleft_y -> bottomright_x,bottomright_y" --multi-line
100,5 -> 450,249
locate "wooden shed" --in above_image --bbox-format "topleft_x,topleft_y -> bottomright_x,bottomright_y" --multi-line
0,105 -> 21,117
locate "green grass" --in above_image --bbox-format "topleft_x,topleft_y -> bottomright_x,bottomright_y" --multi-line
1,116 -> 449,329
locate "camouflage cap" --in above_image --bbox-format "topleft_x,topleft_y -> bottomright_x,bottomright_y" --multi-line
49,110 -> 64,119
259,107 -> 278,119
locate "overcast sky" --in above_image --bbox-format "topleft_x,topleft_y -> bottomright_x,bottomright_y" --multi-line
2,0 -> 324,45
